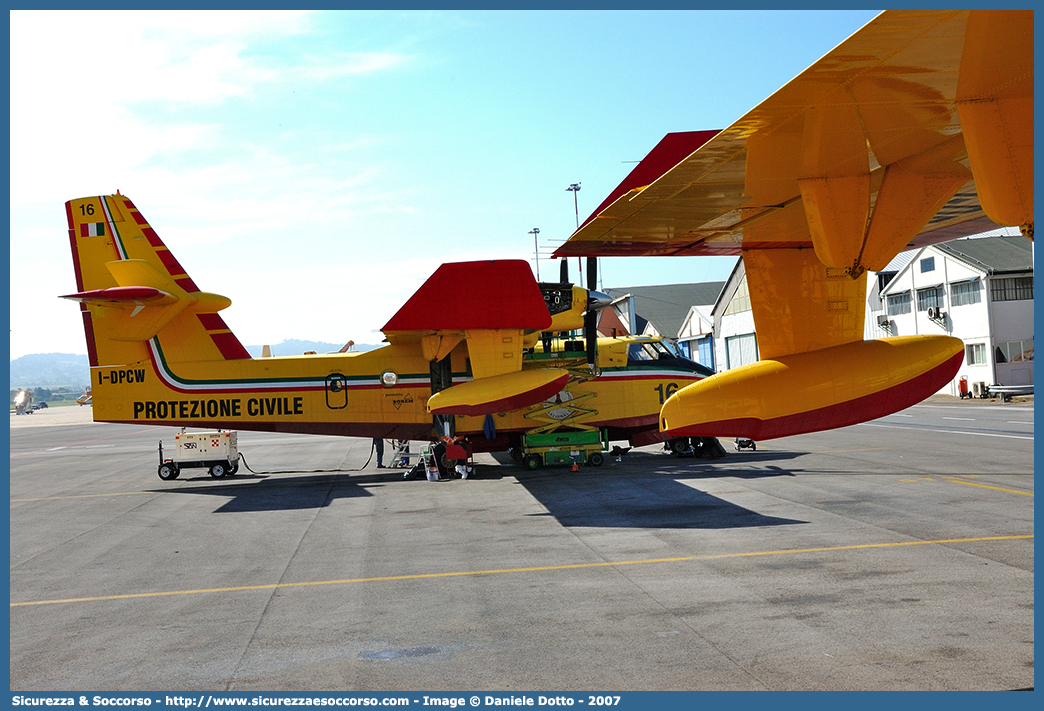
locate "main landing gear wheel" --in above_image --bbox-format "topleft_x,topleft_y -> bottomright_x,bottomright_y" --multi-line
209,462 -> 228,479
158,463 -> 179,481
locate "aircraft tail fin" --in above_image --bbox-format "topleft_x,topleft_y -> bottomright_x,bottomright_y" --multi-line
63,194 -> 251,367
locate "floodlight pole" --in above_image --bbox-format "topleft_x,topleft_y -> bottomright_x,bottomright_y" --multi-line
529,228 -> 541,280
566,183 -> 581,229
566,183 -> 582,285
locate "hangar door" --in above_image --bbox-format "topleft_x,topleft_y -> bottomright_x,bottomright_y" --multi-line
725,334 -> 759,370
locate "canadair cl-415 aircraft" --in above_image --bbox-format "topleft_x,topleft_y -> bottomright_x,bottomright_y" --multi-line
64,10 -> 1030,473
556,9 -> 1032,442
63,192 -> 713,474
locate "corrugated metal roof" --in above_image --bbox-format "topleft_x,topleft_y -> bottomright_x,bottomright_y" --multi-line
880,250 -> 915,274
935,234 -> 1032,274
877,231 -> 1029,276
604,281 -> 725,339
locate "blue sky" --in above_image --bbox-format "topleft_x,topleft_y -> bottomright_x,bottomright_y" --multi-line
9,9 -> 881,358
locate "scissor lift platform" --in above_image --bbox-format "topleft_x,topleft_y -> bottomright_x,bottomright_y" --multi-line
520,429 -> 608,470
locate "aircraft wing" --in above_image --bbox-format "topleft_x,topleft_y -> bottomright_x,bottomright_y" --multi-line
382,260 -> 570,417
556,11 -> 1032,268
554,10 -> 1032,440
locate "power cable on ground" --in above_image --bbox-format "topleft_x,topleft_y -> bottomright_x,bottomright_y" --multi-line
237,439 -> 379,475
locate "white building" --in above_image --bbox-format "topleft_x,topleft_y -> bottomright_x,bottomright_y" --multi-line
874,234 -> 1033,394
710,258 -> 759,373
677,303 -> 716,368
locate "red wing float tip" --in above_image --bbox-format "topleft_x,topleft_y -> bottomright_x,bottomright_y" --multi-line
383,260 -> 552,332
60,286 -> 177,304
427,369 -> 571,417
660,336 -> 965,441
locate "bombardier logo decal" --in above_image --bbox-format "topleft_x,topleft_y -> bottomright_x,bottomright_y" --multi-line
387,392 -> 415,410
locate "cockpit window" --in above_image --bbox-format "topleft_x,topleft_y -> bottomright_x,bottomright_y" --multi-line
657,340 -> 680,358
626,338 -> 715,377
628,343 -> 658,361
628,340 -> 679,361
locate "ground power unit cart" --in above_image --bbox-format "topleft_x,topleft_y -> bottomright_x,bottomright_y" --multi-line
158,430 -> 240,480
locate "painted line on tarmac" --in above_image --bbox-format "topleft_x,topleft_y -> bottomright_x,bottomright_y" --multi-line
11,484 -> 258,503
857,422 -> 1033,441
10,534 -> 1033,608
11,491 -> 156,503
9,425 -> 165,458
911,404 -> 1033,412
944,477 -> 1033,497
806,447 -> 890,454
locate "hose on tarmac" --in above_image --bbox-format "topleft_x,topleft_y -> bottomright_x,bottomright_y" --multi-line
237,441 -> 376,475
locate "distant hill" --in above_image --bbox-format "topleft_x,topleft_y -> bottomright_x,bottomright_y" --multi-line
10,353 -> 91,389
10,341 -> 385,388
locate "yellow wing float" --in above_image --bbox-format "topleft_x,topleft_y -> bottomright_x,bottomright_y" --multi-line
556,10 -> 1032,440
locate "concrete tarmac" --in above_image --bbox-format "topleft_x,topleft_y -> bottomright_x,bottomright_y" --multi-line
9,399 -> 1034,691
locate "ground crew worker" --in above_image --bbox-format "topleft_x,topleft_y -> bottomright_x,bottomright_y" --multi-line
373,438 -> 384,468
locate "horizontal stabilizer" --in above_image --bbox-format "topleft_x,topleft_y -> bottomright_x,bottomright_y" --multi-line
60,257 -> 233,343
660,336 -> 964,440
60,286 -> 178,306
427,368 -> 570,416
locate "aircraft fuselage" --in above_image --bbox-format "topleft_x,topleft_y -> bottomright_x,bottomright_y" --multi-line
91,335 -> 708,450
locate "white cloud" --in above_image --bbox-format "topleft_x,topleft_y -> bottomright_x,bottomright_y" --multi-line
295,52 -> 409,81
10,10 -> 412,204
8,10 -> 491,359
11,11 -> 304,107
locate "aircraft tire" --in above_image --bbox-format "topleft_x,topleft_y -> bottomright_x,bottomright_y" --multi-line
432,443 -> 450,478
670,438 -> 690,455
209,462 -> 227,479
588,452 -> 604,467
158,463 -> 179,481
523,454 -> 542,470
